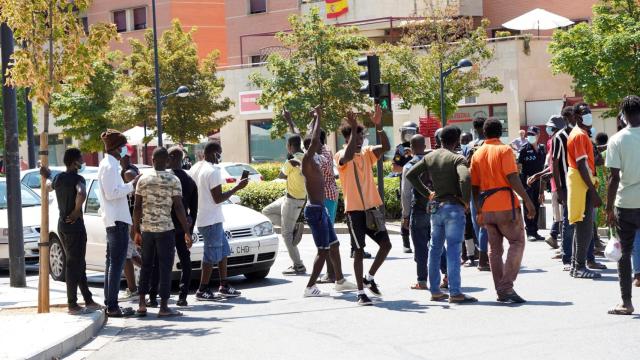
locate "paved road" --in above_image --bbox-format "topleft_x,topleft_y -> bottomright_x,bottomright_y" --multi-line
63,228 -> 640,360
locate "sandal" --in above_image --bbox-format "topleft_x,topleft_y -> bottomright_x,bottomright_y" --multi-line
68,307 -> 90,315
587,261 -> 607,270
572,268 -> 602,279
449,294 -> 478,304
107,307 -> 135,318
135,309 -> 147,317
430,293 -> 449,302
157,309 -> 183,318
410,282 -> 428,290
607,306 -> 633,315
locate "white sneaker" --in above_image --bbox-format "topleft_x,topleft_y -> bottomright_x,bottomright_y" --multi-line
118,288 -> 138,301
304,285 -> 329,297
334,279 -> 357,292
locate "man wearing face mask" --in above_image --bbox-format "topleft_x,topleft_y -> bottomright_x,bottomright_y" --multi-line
517,126 -> 546,241
566,103 -> 603,279
98,129 -> 139,317
395,121 -> 418,253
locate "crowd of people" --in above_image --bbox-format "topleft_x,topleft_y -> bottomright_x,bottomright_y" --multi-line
39,95 -> 640,316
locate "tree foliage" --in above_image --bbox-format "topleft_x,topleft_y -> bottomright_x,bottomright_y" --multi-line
378,3 -> 502,119
250,7 -> 371,137
119,20 -> 232,144
549,0 -> 640,116
51,56 -> 122,152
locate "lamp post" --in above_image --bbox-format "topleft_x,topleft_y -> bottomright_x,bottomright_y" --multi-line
439,58 -> 473,127
155,85 -> 190,147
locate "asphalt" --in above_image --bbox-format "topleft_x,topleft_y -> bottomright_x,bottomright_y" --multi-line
69,226 -> 640,360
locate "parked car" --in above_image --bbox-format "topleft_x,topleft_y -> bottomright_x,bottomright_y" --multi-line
0,179 -> 42,267
218,162 -> 263,183
20,166 -> 98,191
47,172 -> 279,282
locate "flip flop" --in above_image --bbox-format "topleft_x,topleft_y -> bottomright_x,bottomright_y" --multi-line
68,307 -> 90,315
430,293 -> 449,302
106,307 -> 135,318
410,282 -> 428,290
135,309 -> 147,317
157,309 -> 183,318
449,294 -> 478,304
607,307 -> 633,315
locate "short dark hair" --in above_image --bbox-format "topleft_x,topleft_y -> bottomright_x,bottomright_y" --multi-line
152,147 -> 169,160
483,118 -> 503,139
573,102 -> 590,116
561,106 -> 574,118
167,146 -> 184,161
620,95 -> 640,118
204,141 -> 222,157
288,134 -> 302,149
472,116 -> 486,130
340,121 -> 364,140
63,148 -> 83,167
320,129 -> 327,145
440,125 -> 461,146
595,132 -> 608,146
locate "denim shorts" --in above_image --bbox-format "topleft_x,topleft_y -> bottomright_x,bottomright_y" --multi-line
198,223 -> 231,264
304,204 -> 339,250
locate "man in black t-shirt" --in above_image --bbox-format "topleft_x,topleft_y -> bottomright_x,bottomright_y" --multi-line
518,126 -> 546,241
41,148 -> 102,314
119,150 -> 142,300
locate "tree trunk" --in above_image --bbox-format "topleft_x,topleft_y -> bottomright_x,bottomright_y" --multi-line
37,102 -> 50,313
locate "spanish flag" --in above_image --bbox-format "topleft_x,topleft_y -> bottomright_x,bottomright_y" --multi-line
326,0 -> 349,19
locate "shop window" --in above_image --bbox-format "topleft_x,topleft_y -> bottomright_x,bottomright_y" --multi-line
133,7 -> 147,30
249,120 -> 287,163
250,0 -> 267,14
113,10 -> 127,33
250,55 -> 263,67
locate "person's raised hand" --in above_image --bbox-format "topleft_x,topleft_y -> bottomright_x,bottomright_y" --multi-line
370,104 -> 382,127
346,111 -> 358,128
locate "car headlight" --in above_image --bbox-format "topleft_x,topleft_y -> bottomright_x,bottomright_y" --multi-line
253,221 -> 273,237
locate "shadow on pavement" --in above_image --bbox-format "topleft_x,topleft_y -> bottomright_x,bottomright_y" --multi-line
519,268 -> 547,274
370,299 -> 436,313
474,300 -> 573,307
114,322 -> 220,341
460,286 -> 486,293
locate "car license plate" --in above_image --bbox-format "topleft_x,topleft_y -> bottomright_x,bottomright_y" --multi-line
230,241 -> 259,255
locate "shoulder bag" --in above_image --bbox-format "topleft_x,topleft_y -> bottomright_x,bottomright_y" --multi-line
353,158 -> 386,233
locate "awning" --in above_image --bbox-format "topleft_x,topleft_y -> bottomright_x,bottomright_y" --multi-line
502,8 -> 574,34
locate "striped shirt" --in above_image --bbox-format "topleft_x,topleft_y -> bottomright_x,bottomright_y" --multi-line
552,127 -> 570,189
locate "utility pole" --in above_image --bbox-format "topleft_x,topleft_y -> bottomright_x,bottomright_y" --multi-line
25,88 -> 35,168
2,22 -> 26,287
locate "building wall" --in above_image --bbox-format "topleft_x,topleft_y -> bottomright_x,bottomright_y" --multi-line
226,0 -> 299,66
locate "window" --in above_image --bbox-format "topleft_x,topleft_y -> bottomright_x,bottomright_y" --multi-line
250,55 -> 263,67
133,7 -> 146,30
249,0 -> 267,14
80,16 -> 89,34
248,120 -> 287,163
85,181 -> 101,215
113,10 -> 127,33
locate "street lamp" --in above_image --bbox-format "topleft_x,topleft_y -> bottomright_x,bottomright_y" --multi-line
439,58 -> 473,126
150,85 -> 190,150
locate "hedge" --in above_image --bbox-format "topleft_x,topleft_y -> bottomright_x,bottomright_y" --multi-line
251,160 -> 394,182
224,176 -> 401,222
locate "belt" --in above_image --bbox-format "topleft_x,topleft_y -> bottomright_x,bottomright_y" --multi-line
478,187 -> 517,220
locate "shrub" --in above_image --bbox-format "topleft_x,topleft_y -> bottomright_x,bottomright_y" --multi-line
252,162 -> 281,182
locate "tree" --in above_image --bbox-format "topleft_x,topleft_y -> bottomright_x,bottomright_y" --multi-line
249,7 -> 371,137
549,0 -> 640,115
121,20 -> 232,144
51,57 -> 121,152
378,3 -> 502,120
0,88 -> 30,148
0,0 -> 117,312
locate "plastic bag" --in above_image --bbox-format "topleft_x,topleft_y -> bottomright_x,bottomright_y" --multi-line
605,237 -> 622,262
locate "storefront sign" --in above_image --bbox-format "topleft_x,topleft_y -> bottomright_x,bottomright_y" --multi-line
239,91 -> 271,114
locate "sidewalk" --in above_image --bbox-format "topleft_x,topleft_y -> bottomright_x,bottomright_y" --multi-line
0,273 -> 106,360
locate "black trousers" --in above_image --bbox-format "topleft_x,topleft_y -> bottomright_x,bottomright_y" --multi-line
615,207 -> 640,302
524,184 -> 540,236
150,231 -> 192,300
59,228 -> 93,307
139,231 -> 175,301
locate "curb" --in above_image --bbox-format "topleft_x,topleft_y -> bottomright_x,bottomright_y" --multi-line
26,310 -> 106,360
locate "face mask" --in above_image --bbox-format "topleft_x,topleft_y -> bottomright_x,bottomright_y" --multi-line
527,135 -> 537,144
546,127 -> 555,136
461,144 -> 469,154
589,127 -> 596,138
79,163 -> 86,173
403,133 -> 413,143
581,113 -> 593,126
119,146 -> 128,158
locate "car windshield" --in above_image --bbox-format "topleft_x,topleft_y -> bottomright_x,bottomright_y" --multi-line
224,164 -> 259,177
0,182 -> 41,209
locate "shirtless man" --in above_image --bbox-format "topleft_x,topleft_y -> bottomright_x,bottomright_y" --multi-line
301,107 -> 356,297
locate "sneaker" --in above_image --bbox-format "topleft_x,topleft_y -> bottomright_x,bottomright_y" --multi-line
572,267 -> 602,279
403,247 -> 413,254
363,277 -> 381,296
335,279 -> 357,292
527,235 -> 537,242
545,236 -> 559,249
304,285 -> 329,297
176,298 -> 188,307
282,264 -> 306,275
219,285 -> 242,298
357,293 -> 373,306
195,289 -> 220,301
350,250 -> 373,259
118,288 -> 138,301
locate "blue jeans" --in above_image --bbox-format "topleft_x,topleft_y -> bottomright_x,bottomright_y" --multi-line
411,208 -> 447,283
429,203 -> 466,296
632,230 -> 640,275
561,205 -> 595,264
104,221 -> 129,311
470,198 -> 488,252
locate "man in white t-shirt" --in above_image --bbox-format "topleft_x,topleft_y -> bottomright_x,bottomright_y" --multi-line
189,142 -> 248,300
605,95 -> 640,316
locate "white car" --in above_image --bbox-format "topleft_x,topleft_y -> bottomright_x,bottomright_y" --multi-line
20,166 -> 98,191
47,172 -> 279,282
217,162 -> 263,183
0,179 -> 42,267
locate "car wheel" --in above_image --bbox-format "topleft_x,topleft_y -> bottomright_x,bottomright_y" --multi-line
244,269 -> 270,280
49,236 -> 66,282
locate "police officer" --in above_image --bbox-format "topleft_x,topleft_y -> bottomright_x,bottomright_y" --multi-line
518,126 -> 546,242
395,121 -> 418,253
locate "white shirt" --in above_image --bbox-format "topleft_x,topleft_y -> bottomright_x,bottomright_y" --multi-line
98,154 -> 134,227
605,126 -> 640,208
189,161 -> 224,227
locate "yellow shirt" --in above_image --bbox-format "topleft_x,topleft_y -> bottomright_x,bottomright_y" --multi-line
282,152 -> 306,199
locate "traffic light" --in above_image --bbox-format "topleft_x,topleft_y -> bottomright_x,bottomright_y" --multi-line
374,83 -> 391,111
357,55 -> 380,98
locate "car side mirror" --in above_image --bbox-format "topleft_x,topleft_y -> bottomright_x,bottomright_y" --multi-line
229,195 -> 241,205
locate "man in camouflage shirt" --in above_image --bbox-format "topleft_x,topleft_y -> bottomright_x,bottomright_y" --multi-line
133,147 -> 192,318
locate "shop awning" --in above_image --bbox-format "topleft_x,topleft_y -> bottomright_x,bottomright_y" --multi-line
502,8 -> 574,35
